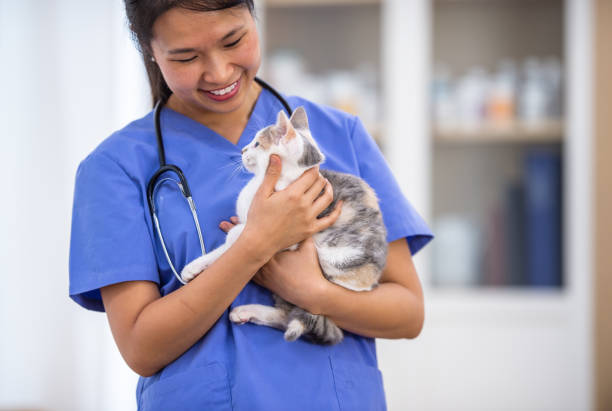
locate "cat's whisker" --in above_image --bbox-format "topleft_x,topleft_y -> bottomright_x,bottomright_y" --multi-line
218,158 -> 242,170
221,157 -> 248,181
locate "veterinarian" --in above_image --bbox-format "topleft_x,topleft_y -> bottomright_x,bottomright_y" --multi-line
69,1 -> 433,409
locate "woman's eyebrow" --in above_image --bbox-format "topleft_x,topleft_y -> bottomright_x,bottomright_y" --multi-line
167,25 -> 245,55
219,25 -> 245,42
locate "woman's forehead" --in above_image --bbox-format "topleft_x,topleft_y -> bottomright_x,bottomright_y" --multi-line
152,7 -> 251,50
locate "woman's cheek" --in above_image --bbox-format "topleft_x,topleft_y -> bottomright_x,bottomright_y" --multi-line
158,63 -> 194,93
238,35 -> 261,74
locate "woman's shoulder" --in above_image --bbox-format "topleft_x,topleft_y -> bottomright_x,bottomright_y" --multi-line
80,110 -> 156,170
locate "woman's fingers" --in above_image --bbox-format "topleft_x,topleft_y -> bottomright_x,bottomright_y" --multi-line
219,221 -> 233,233
313,200 -> 343,233
219,216 -> 239,233
304,173 -> 328,203
287,166 -> 320,194
311,179 -> 335,215
256,155 -> 283,198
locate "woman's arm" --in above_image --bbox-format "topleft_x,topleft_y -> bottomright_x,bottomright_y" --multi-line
251,237 -> 424,339
100,156 -> 341,377
101,235 -> 267,377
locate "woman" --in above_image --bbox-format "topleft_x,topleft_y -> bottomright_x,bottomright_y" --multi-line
69,1 -> 433,409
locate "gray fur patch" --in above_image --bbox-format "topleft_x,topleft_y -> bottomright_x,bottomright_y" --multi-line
298,135 -> 323,167
316,169 -> 388,280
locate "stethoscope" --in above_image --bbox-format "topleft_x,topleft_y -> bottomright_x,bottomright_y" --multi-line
147,76 -> 293,285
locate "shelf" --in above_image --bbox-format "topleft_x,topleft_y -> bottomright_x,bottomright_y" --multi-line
265,0 -> 380,7
433,120 -> 564,144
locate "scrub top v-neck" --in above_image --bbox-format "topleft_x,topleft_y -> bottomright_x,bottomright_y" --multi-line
69,87 -> 433,411
161,85 -> 275,152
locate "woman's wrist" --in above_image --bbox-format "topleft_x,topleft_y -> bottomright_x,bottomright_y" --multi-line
235,227 -> 275,267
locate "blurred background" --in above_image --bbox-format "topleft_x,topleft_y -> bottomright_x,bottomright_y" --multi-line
0,0 -> 610,410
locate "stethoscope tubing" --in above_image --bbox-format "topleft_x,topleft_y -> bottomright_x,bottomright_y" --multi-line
147,77 -> 292,285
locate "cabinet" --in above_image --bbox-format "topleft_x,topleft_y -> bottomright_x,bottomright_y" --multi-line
261,0 -> 593,409
431,0 -> 565,290
260,0 -> 383,143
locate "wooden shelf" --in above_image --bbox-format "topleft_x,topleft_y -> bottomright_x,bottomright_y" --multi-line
434,120 -> 564,144
265,0 -> 380,7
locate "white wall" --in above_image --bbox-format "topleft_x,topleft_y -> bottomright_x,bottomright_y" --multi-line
0,1 -> 147,410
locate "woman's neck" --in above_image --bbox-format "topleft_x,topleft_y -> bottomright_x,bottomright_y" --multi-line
167,80 -> 262,145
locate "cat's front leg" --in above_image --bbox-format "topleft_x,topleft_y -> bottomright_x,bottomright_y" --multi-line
180,224 -> 245,282
229,304 -> 288,330
180,251 -> 219,282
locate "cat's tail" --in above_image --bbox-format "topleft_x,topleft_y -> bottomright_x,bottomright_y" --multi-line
284,308 -> 343,345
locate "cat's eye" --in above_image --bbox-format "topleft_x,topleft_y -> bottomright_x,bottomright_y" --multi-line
254,142 -> 260,148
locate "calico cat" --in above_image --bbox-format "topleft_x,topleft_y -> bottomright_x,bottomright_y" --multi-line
181,106 -> 387,344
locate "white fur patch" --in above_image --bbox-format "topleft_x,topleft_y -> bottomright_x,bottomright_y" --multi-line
284,318 -> 306,341
316,245 -> 362,268
335,203 -> 356,225
230,304 -> 287,330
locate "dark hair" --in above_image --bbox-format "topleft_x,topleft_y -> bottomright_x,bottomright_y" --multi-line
124,0 -> 255,106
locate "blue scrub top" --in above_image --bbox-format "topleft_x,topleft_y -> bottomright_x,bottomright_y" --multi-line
69,88 -> 433,411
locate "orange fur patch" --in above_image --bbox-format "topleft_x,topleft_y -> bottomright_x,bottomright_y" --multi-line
284,126 -> 296,141
361,182 -> 380,210
333,263 -> 379,290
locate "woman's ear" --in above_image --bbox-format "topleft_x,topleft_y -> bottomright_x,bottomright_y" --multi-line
290,106 -> 309,130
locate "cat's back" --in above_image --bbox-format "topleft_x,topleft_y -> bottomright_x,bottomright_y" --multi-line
314,169 -> 388,290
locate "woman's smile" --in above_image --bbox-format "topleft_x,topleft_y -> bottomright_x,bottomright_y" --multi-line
202,76 -> 241,101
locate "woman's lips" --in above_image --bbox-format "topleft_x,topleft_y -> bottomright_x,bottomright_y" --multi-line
202,77 -> 241,102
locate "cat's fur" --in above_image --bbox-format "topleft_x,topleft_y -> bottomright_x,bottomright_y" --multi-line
181,106 -> 388,344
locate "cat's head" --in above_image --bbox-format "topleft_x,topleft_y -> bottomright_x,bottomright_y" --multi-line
241,106 -> 325,176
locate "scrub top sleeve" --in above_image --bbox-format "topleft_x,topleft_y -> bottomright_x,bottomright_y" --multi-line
69,153 -> 159,312
349,116 -> 433,255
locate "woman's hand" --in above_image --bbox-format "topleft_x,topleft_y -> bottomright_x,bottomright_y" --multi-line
219,218 -> 329,313
253,238 -> 330,313
239,155 -> 342,260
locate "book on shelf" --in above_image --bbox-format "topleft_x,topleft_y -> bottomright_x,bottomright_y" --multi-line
478,149 -> 562,288
524,148 -> 563,287
505,182 -> 526,286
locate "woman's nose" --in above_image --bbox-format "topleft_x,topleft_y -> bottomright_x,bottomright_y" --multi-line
202,52 -> 233,85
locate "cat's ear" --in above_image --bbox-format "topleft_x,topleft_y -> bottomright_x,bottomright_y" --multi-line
290,106 -> 309,130
276,110 -> 290,133
276,109 -> 297,143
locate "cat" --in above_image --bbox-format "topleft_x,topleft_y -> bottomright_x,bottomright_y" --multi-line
181,106 -> 388,344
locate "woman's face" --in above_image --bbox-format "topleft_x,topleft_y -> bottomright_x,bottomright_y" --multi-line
150,6 -> 261,116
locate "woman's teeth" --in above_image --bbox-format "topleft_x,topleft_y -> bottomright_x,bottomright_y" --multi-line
209,82 -> 237,96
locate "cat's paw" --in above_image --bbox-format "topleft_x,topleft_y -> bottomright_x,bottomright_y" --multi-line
180,256 -> 212,282
229,306 -> 255,325
284,319 -> 306,342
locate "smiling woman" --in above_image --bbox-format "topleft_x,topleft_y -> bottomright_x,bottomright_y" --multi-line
68,0 -> 432,410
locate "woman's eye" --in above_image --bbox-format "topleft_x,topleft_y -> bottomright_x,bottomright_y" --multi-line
224,35 -> 244,49
174,56 -> 197,63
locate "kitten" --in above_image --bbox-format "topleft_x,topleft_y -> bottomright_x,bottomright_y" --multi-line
181,107 -> 388,344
